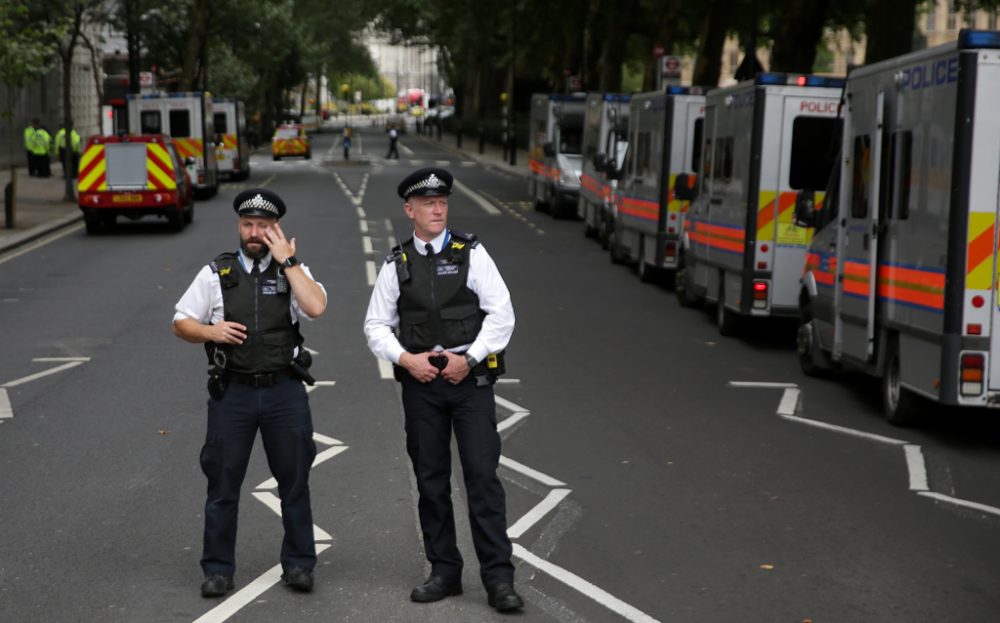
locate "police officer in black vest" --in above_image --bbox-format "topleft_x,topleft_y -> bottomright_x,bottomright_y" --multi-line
173,188 -> 327,598
364,167 -> 523,611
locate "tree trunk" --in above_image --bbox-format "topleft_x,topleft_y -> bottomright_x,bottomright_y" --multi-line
181,0 -> 209,91
61,5 -> 82,202
692,0 -> 734,88
864,0 -> 918,64
769,0 -> 832,73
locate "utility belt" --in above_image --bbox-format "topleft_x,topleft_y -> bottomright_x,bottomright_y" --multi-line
393,351 -> 506,387
224,368 -> 296,387
205,345 -> 315,400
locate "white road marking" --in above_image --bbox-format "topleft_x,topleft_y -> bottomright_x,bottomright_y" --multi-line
776,387 -> 800,415
359,220 -> 368,234
779,412 -> 908,445
512,544 -> 663,623
497,411 -> 530,433
0,389 -> 11,419
377,358 -> 394,380
453,178 -> 501,215
33,357 -> 91,362
507,488 -> 572,538
729,381 -> 799,389
494,395 -> 528,413
251,491 -> 333,541
2,360 -> 88,388
0,224 -> 83,266
356,207 -> 366,218
312,432 -> 343,446
499,455 -> 566,487
399,143 -> 414,156
905,444 -> 929,491
362,236 -> 373,254
918,491 -> 1000,517
191,543 -> 332,623
305,380 -> 337,394
365,260 -> 377,286
459,161 -> 476,167
495,378 -> 521,384
436,160 -> 450,166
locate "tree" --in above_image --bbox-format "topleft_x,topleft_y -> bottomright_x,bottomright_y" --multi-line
0,4 -> 62,226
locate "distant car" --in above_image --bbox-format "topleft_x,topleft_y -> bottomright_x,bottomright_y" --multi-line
77,133 -> 195,233
300,114 -> 321,133
271,124 -> 311,160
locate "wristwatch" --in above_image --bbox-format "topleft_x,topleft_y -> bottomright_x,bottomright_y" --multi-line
281,255 -> 299,268
464,353 -> 478,369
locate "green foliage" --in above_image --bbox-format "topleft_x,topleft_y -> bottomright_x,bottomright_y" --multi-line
0,4 -> 60,95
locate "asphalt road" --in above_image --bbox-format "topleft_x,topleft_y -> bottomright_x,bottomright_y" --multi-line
1,125 -> 999,623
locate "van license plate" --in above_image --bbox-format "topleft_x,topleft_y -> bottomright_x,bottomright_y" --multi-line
112,193 -> 142,203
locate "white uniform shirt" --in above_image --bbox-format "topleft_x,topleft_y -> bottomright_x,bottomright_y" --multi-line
364,229 -> 515,364
173,250 -> 326,326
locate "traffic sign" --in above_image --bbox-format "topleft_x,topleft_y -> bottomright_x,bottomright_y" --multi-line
653,44 -> 665,58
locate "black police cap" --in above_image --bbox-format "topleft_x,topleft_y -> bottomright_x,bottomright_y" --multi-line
397,167 -> 453,199
233,188 -> 286,218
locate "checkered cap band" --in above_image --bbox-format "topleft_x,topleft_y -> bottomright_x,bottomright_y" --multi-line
404,173 -> 447,197
239,193 -> 279,216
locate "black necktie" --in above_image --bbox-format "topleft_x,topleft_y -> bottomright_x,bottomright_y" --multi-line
251,260 -> 260,276
425,243 -> 434,258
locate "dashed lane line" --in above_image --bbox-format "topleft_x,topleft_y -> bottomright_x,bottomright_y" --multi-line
452,178 -> 501,215
731,381 -> 1000,520
507,489 -> 572,539
2,357 -> 90,388
0,389 -> 11,421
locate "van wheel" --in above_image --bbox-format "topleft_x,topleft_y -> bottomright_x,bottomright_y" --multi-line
167,210 -> 184,232
183,202 -> 195,224
273,155 -> 280,161
717,281 -> 741,336
84,217 -> 101,235
675,266 -> 700,307
609,224 -> 627,265
797,302 -> 833,377
882,340 -> 921,426
598,215 -> 611,250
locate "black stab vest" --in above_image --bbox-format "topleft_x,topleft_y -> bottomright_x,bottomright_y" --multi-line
212,253 -> 298,373
393,233 -> 485,351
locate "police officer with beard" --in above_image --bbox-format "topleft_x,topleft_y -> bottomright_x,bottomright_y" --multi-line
173,188 -> 327,598
364,167 -> 524,612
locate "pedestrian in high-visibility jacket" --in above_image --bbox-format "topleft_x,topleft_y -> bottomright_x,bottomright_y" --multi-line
55,127 -> 82,179
23,119 -> 52,178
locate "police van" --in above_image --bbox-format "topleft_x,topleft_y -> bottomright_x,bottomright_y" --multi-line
127,91 -> 219,197
796,30 -> 1000,424
577,93 -> 629,242
528,93 -> 586,217
212,98 -> 250,180
677,73 -> 843,335
609,87 -> 704,281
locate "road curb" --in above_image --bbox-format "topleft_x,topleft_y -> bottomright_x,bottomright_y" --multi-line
427,135 -> 531,181
0,211 -> 82,255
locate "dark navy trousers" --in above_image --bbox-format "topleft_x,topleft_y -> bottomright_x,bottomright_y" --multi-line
200,378 -> 317,577
400,373 -> 515,588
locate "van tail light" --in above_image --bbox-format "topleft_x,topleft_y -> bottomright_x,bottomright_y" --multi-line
960,353 -> 985,396
752,281 -> 768,309
664,243 -> 676,259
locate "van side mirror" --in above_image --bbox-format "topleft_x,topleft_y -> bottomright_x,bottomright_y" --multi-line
543,142 -> 555,158
593,153 -> 607,172
674,173 -> 697,201
185,156 -> 197,167
606,163 -> 621,181
794,190 -> 817,227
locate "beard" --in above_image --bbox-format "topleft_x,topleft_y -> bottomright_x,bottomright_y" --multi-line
240,236 -> 269,260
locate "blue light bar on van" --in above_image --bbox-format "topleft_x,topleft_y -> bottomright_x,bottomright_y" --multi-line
959,29 -> 1000,49
665,85 -> 706,95
602,93 -> 630,102
549,94 -> 587,102
754,73 -> 844,88
126,92 -> 204,99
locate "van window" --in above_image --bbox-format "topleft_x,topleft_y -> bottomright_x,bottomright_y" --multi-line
790,117 -> 843,190
851,134 -> 872,219
213,112 -> 228,134
691,118 -> 704,173
559,126 -> 583,155
888,131 -> 912,220
140,111 -> 161,134
714,136 -> 733,181
169,110 -> 191,137
636,132 -> 651,178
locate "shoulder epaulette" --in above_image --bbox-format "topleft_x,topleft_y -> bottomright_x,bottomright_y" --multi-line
449,230 -> 480,248
210,252 -> 240,289
385,243 -> 404,265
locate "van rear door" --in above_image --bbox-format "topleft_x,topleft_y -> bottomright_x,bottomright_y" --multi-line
104,143 -> 148,189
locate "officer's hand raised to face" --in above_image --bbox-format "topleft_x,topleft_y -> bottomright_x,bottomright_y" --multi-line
262,222 -> 296,265
400,352 -> 444,383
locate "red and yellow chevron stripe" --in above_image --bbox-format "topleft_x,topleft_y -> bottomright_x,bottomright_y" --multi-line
172,137 -> 203,160
78,144 -> 108,192
966,212 -> 995,291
